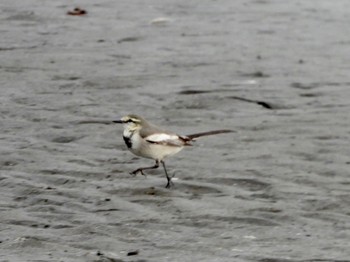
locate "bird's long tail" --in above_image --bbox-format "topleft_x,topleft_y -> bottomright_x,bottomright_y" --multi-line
186,129 -> 233,140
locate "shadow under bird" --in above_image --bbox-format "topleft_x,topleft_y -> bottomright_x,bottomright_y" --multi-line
113,114 -> 233,188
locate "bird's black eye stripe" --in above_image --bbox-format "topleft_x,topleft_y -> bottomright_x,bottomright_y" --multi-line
127,119 -> 134,123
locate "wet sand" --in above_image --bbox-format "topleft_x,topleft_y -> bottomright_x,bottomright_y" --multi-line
1,0 -> 350,261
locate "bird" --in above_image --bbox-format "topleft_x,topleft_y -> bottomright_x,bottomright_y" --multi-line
113,114 -> 233,188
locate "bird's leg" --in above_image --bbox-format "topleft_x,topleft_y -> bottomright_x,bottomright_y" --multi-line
161,160 -> 174,188
130,160 -> 159,176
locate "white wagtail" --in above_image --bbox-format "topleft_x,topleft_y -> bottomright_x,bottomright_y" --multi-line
113,114 -> 232,188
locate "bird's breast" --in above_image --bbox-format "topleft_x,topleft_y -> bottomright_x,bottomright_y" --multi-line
122,129 -> 142,151
122,129 -> 136,149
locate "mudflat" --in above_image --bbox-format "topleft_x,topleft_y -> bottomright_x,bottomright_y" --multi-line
1,1 -> 349,261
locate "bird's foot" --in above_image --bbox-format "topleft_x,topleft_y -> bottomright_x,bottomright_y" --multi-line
130,169 -> 147,177
165,180 -> 174,189
165,173 -> 176,189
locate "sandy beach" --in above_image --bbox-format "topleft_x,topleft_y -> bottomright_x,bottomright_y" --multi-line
1,0 -> 350,261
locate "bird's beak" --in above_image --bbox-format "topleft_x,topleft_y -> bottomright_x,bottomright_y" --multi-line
113,120 -> 124,124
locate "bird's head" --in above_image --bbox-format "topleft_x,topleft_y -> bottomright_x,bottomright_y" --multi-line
113,114 -> 144,131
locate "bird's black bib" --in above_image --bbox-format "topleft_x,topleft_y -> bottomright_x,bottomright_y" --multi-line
123,136 -> 132,148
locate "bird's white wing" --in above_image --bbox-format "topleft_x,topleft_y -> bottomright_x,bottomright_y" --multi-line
145,133 -> 184,147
